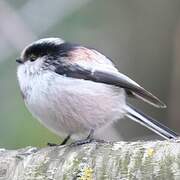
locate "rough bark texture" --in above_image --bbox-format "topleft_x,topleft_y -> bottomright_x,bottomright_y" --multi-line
0,139 -> 180,180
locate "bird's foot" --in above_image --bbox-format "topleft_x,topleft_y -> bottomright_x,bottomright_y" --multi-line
70,138 -> 93,146
47,134 -> 71,146
47,142 -> 59,147
69,138 -> 105,147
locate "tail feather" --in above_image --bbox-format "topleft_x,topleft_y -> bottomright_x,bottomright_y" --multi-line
125,104 -> 178,139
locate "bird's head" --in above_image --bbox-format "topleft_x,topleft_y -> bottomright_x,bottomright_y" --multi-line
17,38 -> 67,73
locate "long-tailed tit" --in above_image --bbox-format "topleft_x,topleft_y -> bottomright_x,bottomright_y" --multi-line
16,38 -> 178,145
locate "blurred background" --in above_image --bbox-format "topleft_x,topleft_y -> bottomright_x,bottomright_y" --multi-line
0,0 -> 180,149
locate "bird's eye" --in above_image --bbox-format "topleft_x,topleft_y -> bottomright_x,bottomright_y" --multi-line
29,54 -> 37,62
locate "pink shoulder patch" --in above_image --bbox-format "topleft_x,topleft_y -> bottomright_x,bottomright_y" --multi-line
68,47 -> 102,62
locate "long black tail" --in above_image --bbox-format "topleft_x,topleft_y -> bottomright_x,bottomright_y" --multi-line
125,104 -> 179,139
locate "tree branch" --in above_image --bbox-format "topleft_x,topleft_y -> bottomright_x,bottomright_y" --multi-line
0,139 -> 180,179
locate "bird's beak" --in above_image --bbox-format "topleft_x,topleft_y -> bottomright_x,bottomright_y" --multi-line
16,58 -> 23,64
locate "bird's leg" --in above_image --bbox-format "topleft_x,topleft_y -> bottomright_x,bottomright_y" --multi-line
69,129 -> 94,146
47,134 -> 71,146
70,129 -> 105,146
60,134 -> 71,145
86,129 -> 94,140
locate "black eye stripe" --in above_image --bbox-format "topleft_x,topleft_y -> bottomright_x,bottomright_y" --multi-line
58,42 -> 78,55
24,42 -> 79,61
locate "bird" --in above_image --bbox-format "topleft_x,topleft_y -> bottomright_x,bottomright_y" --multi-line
16,37 -> 178,145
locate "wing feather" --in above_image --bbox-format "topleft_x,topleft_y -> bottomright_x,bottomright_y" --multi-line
55,63 -> 166,108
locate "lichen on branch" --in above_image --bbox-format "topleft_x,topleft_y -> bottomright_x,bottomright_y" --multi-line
0,139 -> 180,179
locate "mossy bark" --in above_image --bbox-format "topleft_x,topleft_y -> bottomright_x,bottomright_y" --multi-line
0,139 -> 180,179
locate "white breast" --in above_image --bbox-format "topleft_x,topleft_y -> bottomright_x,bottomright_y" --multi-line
17,65 -> 127,138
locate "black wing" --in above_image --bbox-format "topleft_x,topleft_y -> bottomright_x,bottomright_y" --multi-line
55,63 -> 166,108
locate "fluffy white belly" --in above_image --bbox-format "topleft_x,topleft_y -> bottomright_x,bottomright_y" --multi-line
24,72 -> 126,137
